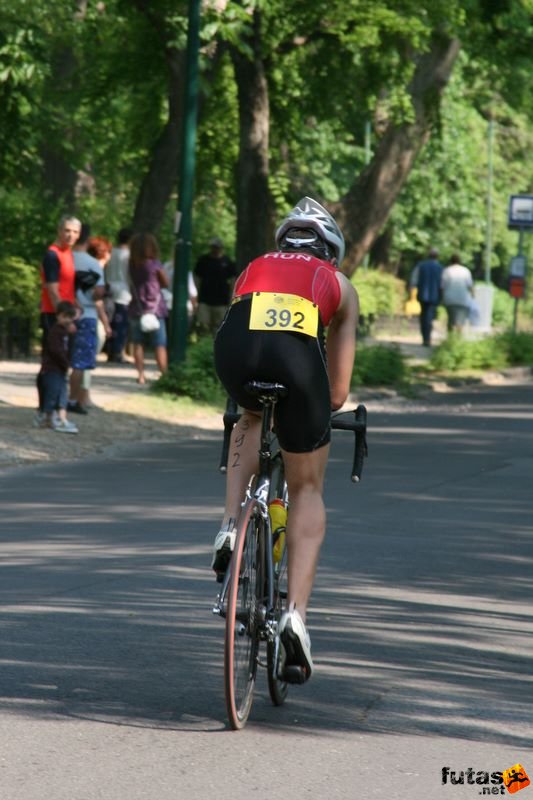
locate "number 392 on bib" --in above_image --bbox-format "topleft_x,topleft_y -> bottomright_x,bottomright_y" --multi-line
249,292 -> 319,337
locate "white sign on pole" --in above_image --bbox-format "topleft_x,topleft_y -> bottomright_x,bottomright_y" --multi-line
508,195 -> 533,229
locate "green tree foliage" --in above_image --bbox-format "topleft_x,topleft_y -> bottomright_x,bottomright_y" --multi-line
389,51 -> 533,278
0,257 -> 40,317
0,0 -> 531,303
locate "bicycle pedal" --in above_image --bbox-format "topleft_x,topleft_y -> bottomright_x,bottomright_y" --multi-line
280,665 -> 308,684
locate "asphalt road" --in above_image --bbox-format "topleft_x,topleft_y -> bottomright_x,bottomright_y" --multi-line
1,381 -> 532,800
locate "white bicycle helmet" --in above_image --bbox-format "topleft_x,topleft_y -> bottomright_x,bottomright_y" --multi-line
275,196 -> 345,266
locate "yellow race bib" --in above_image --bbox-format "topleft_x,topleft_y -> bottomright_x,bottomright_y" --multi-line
249,292 -> 318,337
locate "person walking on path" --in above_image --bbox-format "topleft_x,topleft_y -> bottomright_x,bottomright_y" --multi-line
37,300 -> 79,434
128,232 -> 169,385
194,238 -> 237,334
416,248 -> 443,347
441,254 -> 474,334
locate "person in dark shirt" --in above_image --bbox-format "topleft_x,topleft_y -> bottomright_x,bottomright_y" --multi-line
194,238 -> 237,333
415,247 -> 443,346
37,301 -> 79,434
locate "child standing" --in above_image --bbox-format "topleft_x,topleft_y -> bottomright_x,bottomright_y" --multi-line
38,300 -> 79,434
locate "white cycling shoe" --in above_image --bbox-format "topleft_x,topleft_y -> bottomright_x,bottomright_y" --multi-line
211,527 -> 237,577
278,603 -> 313,680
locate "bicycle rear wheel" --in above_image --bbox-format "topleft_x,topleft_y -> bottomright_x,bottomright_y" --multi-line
224,498 -> 264,729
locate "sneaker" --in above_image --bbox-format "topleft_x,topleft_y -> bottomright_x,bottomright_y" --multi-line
211,526 -> 237,577
33,411 -> 60,429
68,401 -> 88,415
32,411 -> 47,429
279,604 -> 313,679
52,419 -> 79,434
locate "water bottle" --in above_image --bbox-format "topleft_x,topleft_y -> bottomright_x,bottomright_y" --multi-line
269,498 -> 287,563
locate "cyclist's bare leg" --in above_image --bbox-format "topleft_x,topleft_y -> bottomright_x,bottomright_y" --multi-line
221,410 -> 261,527
282,444 -> 330,623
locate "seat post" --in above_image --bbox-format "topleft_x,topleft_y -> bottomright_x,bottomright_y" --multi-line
258,399 -> 275,472
243,381 -> 287,474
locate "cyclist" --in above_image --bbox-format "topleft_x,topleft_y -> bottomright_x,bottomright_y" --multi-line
213,197 -> 359,681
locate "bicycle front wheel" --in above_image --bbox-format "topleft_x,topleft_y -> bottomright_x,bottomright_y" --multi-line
224,498 -> 264,729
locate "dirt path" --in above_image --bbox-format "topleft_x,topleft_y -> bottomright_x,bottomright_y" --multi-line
1,350 -> 530,474
0,357 -> 221,472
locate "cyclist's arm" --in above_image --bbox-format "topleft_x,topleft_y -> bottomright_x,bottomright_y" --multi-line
327,273 -> 359,411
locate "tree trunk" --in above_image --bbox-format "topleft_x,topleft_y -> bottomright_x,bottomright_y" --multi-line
40,2 -> 91,208
333,35 -> 461,276
369,225 -> 395,272
41,42 -> 79,206
132,48 -> 184,234
231,10 -> 274,269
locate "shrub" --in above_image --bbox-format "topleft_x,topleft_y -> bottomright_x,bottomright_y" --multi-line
430,332 -> 533,372
352,270 -> 406,319
499,332 -> 533,365
352,344 -> 407,386
0,257 -> 40,317
153,336 -> 225,404
430,333 -> 507,371
489,285 -> 514,329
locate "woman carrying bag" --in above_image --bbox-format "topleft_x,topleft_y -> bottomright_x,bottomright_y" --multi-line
128,232 -> 169,385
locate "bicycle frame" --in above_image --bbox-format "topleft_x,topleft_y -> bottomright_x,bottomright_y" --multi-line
215,386 -> 368,727
213,390 -> 286,626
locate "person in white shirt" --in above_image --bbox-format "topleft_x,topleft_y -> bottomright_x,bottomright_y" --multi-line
162,260 -> 198,330
441,254 -> 474,334
106,227 -> 133,362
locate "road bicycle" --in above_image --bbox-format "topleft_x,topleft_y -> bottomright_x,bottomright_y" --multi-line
213,382 -> 368,730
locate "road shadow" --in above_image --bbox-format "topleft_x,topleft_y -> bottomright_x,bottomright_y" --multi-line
0,383 -> 532,743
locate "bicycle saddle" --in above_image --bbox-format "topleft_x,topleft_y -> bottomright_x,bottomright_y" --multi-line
245,381 -> 288,401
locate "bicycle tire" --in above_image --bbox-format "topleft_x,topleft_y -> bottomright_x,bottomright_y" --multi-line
224,498 -> 264,729
267,537 -> 289,706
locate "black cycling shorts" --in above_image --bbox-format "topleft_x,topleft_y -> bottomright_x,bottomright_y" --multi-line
214,298 -> 331,453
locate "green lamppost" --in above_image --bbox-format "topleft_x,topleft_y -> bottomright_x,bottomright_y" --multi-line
169,0 -> 201,363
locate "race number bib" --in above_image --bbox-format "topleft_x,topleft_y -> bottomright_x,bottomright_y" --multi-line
249,292 -> 318,337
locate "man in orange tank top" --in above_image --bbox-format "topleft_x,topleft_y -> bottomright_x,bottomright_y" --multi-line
213,198 -> 359,681
40,215 -> 81,326
35,215 -> 81,424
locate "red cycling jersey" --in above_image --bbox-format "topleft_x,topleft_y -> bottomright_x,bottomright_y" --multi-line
234,251 -> 341,326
